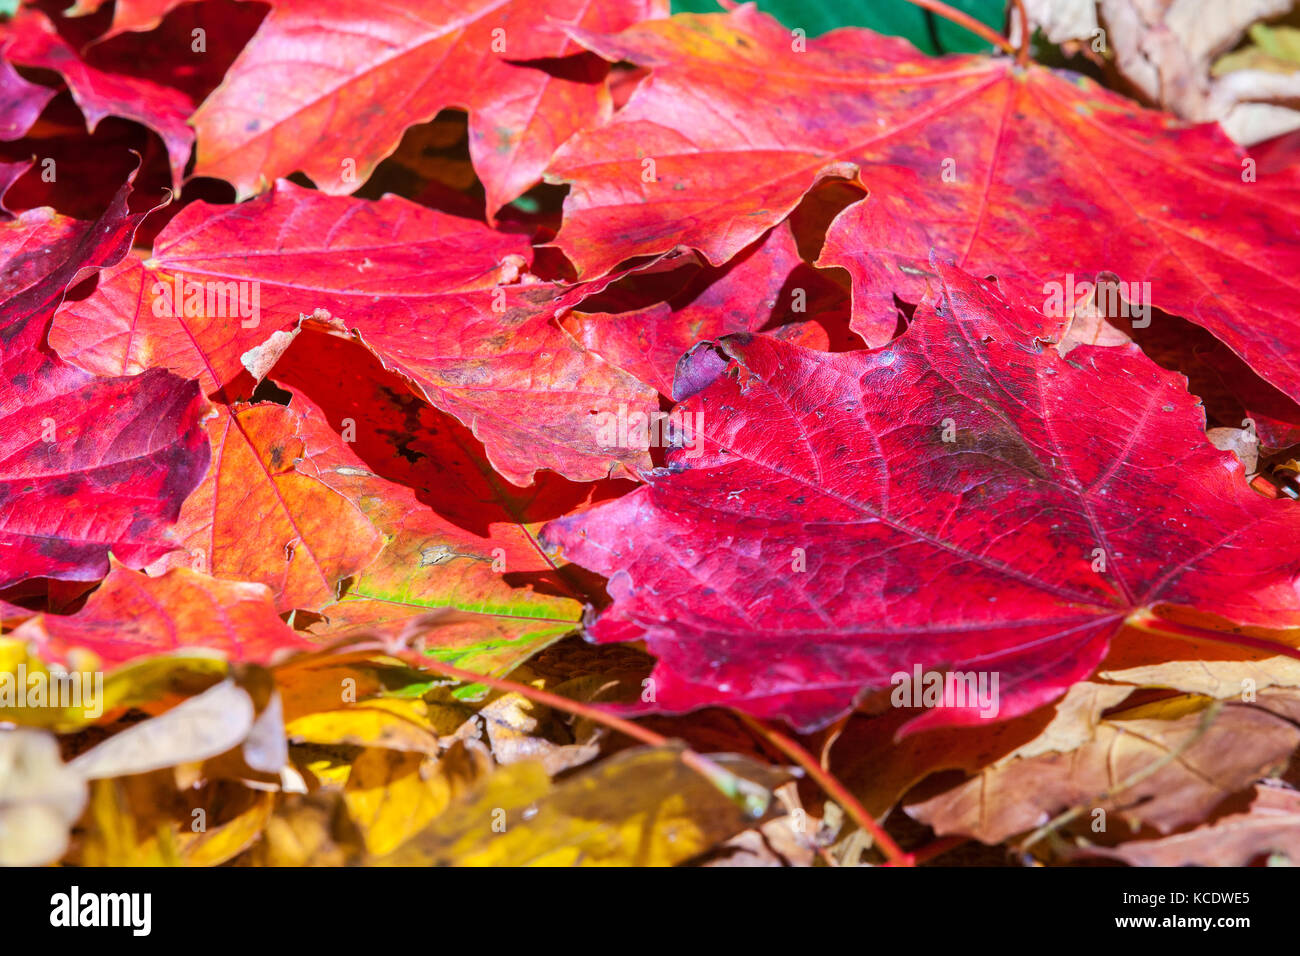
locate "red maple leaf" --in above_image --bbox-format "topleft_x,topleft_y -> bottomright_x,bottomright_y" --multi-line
543,262 -> 1300,732
0,177 -> 209,589
0,55 -> 55,141
190,0 -> 666,215
2,8 -> 195,187
51,181 -> 657,485
547,7 -> 1300,405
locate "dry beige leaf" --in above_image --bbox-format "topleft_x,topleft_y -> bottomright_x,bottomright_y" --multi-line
907,691 -> 1300,844
1002,682 -> 1136,761
242,689 -> 288,774
0,729 -> 87,866
704,782 -> 820,867
70,679 -> 255,779
1206,425 -> 1261,474
1100,620 -> 1300,697
704,817 -> 819,867
1014,0 -> 1100,45
1212,22 -> 1300,143
836,681 -> 1133,817
1095,782 -> 1300,865
1102,645 -> 1300,695
476,691 -> 600,775
1017,0 -> 1299,144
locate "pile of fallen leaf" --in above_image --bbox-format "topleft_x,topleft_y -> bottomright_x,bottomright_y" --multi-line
3,0 -> 1300,867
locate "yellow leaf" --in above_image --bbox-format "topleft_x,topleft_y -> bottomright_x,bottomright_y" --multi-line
344,739 -> 491,855
380,745 -> 782,866
286,698 -> 451,753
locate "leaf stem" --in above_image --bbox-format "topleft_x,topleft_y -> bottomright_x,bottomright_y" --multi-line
412,657 -> 772,818
900,0 -> 1017,56
1011,0 -> 1031,66
736,713 -> 913,866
